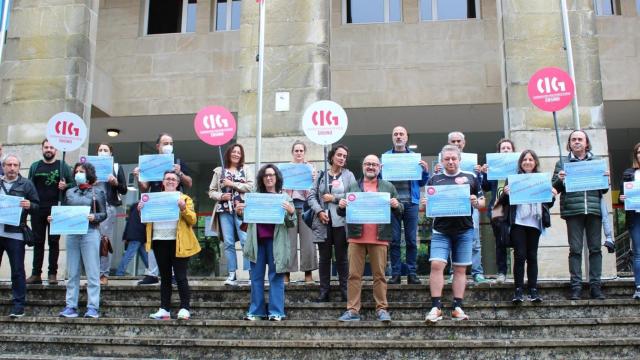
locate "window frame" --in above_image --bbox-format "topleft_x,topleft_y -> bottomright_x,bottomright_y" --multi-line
342,0 -> 403,25
143,0 -> 197,36
214,0 -> 241,32
419,0 -> 481,22
593,0 -> 619,16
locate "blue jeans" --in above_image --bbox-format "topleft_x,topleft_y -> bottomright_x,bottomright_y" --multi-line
219,212 -> 248,272
115,240 -> 149,276
471,210 -> 484,276
629,212 -> 640,288
430,228 -> 474,266
65,228 -> 101,310
390,202 -> 419,276
601,200 -> 613,240
248,238 -> 285,317
0,236 -> 26,311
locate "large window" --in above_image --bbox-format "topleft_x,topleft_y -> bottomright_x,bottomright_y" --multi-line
215,0 -> 241,31
420,0 -> 479,21
593,0 -> 618,16
145,0 -> 197,35
343,0 -> 402,24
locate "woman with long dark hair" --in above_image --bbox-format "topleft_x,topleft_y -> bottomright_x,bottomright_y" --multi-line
619,142 -> 640,299
236,164 -> 295,321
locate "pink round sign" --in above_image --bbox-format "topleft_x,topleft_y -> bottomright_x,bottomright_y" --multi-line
527,67 -> 575,112
194,106 -> 237,146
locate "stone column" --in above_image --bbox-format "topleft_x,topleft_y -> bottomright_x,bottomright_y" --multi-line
0,0 -> 99,279
498,0 -> 615,278
236,0 -> 330,167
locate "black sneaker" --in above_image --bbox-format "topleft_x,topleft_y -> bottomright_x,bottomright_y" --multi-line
512,288 -> 524,304
387,275 -> 401,285
529,288 -> 543,303
407,275 -> 422,285
569,287 -> 582,300
137,275 -> 159,285
590,285 -> 606,300
9,308 -> 25,318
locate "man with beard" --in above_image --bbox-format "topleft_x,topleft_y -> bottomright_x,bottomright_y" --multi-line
26,139 -> 74,285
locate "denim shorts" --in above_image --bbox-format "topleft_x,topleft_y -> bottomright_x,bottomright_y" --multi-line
429,228 -> 474,266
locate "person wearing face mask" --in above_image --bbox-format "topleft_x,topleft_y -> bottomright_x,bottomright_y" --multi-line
26,139 -> 75,285
95,143 -> 128,285
53,162 -> 107,318
133,133 -> 192,285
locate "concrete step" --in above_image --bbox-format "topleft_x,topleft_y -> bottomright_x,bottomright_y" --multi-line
1,334 -> 639,359
2,298 -> 640,321
2,316 -> 640,341
1,278 -> 636,303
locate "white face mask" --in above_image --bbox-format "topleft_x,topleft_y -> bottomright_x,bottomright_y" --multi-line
98,150 -> 111,157
161,145 -> 173,155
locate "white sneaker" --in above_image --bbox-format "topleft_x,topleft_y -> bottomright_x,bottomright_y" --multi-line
496,273 -> 506,284
177,308 -> 190,320
224,272 -> 237,286
425,307 -> 443,323
451,306 -> 470,321
150,308 -> 171,320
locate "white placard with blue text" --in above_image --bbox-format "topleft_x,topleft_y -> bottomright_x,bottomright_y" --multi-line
564,159 -> 609,193
50,206 -> 90,235
507,173 -> 553,205
486,152 -> 521,180
346,192 -> 390,224
623,182 -> 640,212
278,163 -> 313,190
0,194 -> 24,226
460,153 -> 478,173
244,193 -> 287,224
81,155 -> 113,182
140,191 -> 180,223
138,154 -> 175,182
426,184 -> 471,217
381,153 -> 423,181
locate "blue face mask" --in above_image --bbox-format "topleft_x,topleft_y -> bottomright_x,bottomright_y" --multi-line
75,172 -> 87,185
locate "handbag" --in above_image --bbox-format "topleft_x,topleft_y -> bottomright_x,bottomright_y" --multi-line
0,179 -> 36,246
490,198 -> 512,248
302,171 -> 324,229
92,188 -> 112,257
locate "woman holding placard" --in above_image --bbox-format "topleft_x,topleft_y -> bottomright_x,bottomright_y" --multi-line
95,143 -> 128,286
619,142 -> 640,299
497,150 -> 555,304
284,140 -> 318,284
141,170 -> 201,320
209,143 -> 254,286
480,138 -> 516,284
53,162 -> 107,319
308,144 -> 356,302
236,164 -> 295,321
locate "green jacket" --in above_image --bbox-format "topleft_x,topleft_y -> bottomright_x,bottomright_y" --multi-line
339,179 -> 404,242
552,152 -> 608,219
243,195 -> 296,273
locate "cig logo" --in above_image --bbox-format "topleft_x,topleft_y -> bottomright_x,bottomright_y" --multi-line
536,77 -> 566,94
312,110 -> 339,127
203,114 -> 229,130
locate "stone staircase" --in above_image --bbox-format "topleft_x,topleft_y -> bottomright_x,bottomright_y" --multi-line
1,278 -> 640,359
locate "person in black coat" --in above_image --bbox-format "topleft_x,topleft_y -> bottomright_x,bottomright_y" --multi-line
115,202 -> 148,276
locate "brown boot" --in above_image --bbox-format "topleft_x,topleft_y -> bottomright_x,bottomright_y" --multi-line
47,274 -> 58,285
26,275 -> 42,285
100,275 -> 108,286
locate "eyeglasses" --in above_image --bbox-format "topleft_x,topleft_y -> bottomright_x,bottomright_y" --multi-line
263,173 -> 276,178
164,178 -> 179,183
363,162 -> 380,168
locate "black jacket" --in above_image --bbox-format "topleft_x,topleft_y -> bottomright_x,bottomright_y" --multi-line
0,175 -> 40,233
103,164 -> 128,206
122,202 -> 146,242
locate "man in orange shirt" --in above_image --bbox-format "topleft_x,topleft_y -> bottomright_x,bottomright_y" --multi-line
337,155 -> 403,322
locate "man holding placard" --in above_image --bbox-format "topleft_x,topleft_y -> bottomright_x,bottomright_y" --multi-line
425,145 -> 484,322
382,126 -> 429,285
0,154 -> 39,317
336,155 -> 402,322
552,130 -> 610,300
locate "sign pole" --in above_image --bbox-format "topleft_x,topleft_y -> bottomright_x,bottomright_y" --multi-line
255,0 -> 266,174
552,111 -> 564,168
58,151 -> 66,205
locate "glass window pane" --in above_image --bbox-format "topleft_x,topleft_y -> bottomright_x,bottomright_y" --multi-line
420,0 -> 433,20
231,0 -> 241,30
389,0 -> 402,22
347,0 -> 384,23
216,0 -> 227,31
437,0 -> 471,20
186,2 -> 197,32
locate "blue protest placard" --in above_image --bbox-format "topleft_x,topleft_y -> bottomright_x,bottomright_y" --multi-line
426,184 -> 471,217
564,159 -> 609,193
346,192 -> 390,224
507,173 -> 553,205
460,153 -> 478,173
381,153 -> 422,181
486,152 -> 521,180
138,154 -> 175,182
0,194 -> 23,226
81,155 -> 113,182
50,206 -> 90,235
624,182 -> 640,212
140,191 -> 180,223
244,193 -> 287,224
278,163 -> 313,190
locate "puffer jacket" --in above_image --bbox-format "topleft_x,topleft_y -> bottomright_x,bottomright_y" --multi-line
552,152 -> 608,219
337,179 -> 404,241
307,169 -> 357,243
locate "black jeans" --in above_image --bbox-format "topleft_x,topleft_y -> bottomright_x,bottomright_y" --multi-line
0,236 -> 26,311
566,214 -> 602,288
491,222 -> 508,275
510,224 -> 541,289
317,225 -> 348,294
31,207 -> 60,276
152,240 -> 190,311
